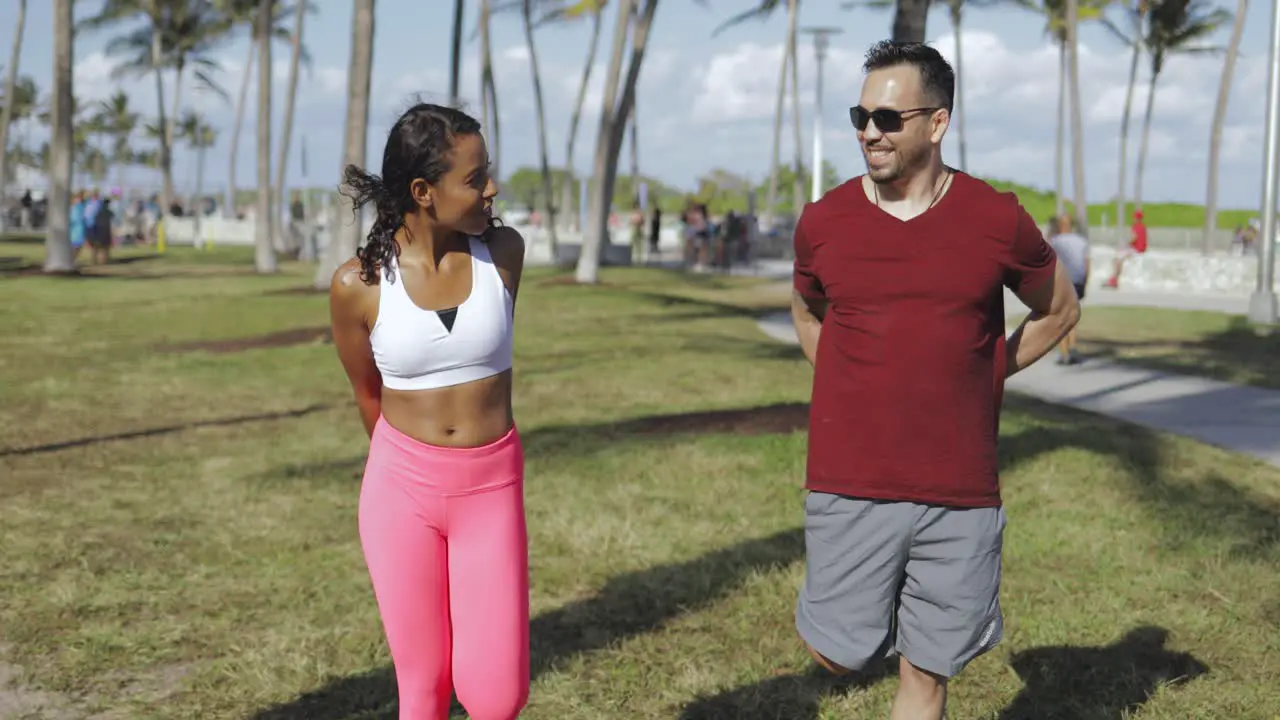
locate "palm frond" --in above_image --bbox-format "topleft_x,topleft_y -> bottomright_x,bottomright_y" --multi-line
712,0 -> 785,37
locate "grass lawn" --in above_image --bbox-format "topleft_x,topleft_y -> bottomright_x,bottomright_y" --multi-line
1074,307 -> 1280,391
2,244 -> 1279,719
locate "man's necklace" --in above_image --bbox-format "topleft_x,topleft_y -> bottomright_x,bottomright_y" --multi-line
874,169 -> 952,211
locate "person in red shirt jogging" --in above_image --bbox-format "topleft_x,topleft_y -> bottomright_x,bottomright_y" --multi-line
1104,209 -> 1148,288
790,41 -> 1081,719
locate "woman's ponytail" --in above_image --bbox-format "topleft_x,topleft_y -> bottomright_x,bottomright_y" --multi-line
340,164 -> 403,285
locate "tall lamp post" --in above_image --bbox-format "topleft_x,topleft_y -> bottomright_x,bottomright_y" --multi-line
1250,0 -> 1280,326
803,26 -> 843,203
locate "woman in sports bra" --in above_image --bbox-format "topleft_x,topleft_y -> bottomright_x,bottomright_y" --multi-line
328,103 -> 528,720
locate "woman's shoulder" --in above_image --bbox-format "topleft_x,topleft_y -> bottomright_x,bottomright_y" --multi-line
329,257 -> 379,303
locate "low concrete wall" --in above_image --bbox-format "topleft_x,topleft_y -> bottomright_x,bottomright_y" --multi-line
1085,246 -> 1268,296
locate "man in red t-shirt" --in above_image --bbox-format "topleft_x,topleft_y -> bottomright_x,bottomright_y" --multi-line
790,41 -> 1081,718
1104,209 -> 1148,288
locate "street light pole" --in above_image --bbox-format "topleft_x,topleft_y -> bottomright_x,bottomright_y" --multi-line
1249,0 -> 1280,326
803,27 -> 842,203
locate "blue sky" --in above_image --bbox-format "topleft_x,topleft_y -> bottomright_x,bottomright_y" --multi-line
1,0 -> 1273,211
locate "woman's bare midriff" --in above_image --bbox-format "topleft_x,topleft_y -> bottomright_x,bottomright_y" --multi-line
380,369 -> 515,448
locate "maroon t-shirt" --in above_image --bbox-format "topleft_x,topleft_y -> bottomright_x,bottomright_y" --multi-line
793,172 -> 1057,508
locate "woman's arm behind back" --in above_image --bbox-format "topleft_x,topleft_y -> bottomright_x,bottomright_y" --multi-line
329,258 -> 384,437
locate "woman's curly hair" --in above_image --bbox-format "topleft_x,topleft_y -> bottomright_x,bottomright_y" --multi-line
340,102 -> 498,285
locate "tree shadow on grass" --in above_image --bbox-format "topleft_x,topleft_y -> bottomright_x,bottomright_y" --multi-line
1078,314 -> 1280,390
249,528 -> 807,720
679,659 -> 896,720
678,625 -> 1208,720
998,626 -> 1208,719
262,402 -> 812,485
0,404 -> 330,459
1000,395 -> 1280,561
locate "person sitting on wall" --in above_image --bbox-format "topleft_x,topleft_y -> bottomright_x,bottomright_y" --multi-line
1104,209 -> 1147,289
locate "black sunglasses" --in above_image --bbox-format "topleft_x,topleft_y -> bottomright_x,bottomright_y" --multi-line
849,105 -> 940,133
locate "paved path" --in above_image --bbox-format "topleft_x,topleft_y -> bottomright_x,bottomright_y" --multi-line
755,294 -> 1280,468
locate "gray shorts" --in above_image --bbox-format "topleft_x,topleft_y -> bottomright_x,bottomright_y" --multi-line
795,491 -> 1006,678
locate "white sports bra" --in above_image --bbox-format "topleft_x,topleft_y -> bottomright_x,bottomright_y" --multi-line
370,236 -> 514,391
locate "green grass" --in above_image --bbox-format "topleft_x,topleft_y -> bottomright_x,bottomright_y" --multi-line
1,246 -> 1279,719
985,179 -> 1257,230
1075,307 -> 1280,390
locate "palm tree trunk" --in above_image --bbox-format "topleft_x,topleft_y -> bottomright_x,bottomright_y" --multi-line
167,62 -> 184,158
315,0 -> 375,290
1133,70 -> 1158,211
150,9 -> 174,217
764,19 -> 788,220
522,0 -> 559,255
255,0 -> 276,273
892,0 -> 930,42
787,0 -> 803,214
630,101 -> 639,193
195,142 -> 206,249
1203,0 -> 1247,253
1115,39 -> 1140,242
1066,0 -> 1088,235
479,0 -> 494,162
45,0 -> 74,273
0,0 -> 27,233
449,0 -> 464,105
949,1 -> 967,171
575,0 -> 658,284
274,0 -> 306,254
562,7 -> 602,234
1054,41 -> 1065,215
226,43 -> 255,219
478,0 -> 500,182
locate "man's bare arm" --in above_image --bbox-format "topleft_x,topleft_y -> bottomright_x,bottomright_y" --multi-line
791,289 -> 827,366
1005,259 -> 1081,377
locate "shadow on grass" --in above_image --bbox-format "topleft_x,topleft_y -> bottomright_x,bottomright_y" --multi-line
679,659 -> 896,720
249,528 -> 807,720
679,625 -> 1207,720
1000,396 -> 1280,561
260,402 -> 809,485
1079,314 -> 1280,390
998,625 -> 1209,719
0,404 -> 330,458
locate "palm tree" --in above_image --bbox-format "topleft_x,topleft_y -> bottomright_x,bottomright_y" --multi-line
0,0 -> 27,233
1010,0 -> 1107,217
1202,0 -> 1247,252
450,0 -> 465,105
46,0 -> 75,273
574,0 -> 659,283
478,0 -> 501,184
179,110 -> 216,247
96,91 -> 141,188
1065,0 -> 1087,234
314,0 -> 374,290
273,0 -> 310,251
713,0 -> 803,222
549,0 -> 604,234
255,0 -> 277,273
1101,0 -> 1147,238
521,0 -> 560,255
893,0 -> 931,40
1132,0 -> 1229,210
80,0 -> 234,224
216,0 -> 306,219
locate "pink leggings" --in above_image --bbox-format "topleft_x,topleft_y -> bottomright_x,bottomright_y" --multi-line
358,416 -> 529,720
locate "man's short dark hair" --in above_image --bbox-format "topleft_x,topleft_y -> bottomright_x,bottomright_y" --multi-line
863,40 -> 955,114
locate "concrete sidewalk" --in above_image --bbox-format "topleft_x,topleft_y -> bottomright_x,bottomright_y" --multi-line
754,308 -> 1280,468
